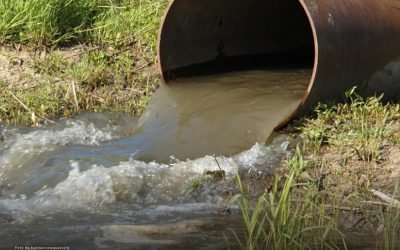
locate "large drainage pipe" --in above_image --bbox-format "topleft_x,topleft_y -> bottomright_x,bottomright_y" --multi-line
157,0 -> 400,129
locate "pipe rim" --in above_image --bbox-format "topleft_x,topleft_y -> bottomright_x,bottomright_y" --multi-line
274,0 -> 319,129
299,0 -> 319,108
157,0 -> 175,84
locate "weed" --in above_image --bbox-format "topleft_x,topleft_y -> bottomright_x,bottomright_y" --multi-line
0,0 -> 167,49
0,0 -> 105,46
230,166 -> 345,249
92,0 -> 168,54
33,52 -> 68,74
0,0 -> 168,123
0,48 -> 158,124
0,79 -> 67,124
376,182 -> 400,250
302,87 -> 400,161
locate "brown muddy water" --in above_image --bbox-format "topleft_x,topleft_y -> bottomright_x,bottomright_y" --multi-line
0,69 -> 310,249
132,69 -> 310,162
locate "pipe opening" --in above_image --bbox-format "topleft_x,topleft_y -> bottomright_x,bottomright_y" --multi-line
158,0 -> 315,80
149,0 -> 320,160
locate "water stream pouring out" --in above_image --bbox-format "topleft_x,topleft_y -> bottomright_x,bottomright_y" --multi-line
132,69 -> 310,162
2,0 -> 400,248
145,0 -> 317,161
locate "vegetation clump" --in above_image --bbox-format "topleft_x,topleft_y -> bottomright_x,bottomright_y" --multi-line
0,0 -> 167,48
232,90 -> 400,249
0,0 -> 168,124
303,87 -> 400,162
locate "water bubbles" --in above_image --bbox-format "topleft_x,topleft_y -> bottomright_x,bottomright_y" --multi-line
0,112 -> 294,239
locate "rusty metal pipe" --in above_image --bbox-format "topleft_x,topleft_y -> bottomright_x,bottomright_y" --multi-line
158,0 -> 400,128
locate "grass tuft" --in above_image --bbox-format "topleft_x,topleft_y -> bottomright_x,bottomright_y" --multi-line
230,152 -> 345,250
92,0 -> 168,54
0,0 -> 167,49
302,87 -> 400,162
0,0 -> 106,46
0,0 -> 168,124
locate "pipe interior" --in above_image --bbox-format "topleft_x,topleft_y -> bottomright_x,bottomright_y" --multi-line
159,0 -> 315,79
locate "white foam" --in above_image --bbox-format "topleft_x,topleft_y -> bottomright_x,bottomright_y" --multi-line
0,135 -> 290,223
3,121 -> 113,156
235,136 -> 291,172
0,121 -> 116,186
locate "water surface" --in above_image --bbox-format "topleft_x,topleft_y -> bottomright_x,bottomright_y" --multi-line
130,69 -> 310,162
0,69 -> 310,248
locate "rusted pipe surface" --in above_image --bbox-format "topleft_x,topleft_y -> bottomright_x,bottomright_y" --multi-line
158,0 -> 400,128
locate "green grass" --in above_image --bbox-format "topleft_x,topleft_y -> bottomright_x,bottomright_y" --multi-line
231,143 -> 400,250
0,78 -> 64,124
302,87 -> 400,162
0,49 -> 158,124
0,0 -> 167,49
0,0 -> 168,124
92,0 -> 167,53
231,89 -> 400,249
230,153 -> 346,250
0,0 -> 104,46
379,196 -> 400,249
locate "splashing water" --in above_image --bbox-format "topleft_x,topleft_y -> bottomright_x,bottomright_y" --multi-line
0,69 -> 310,248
